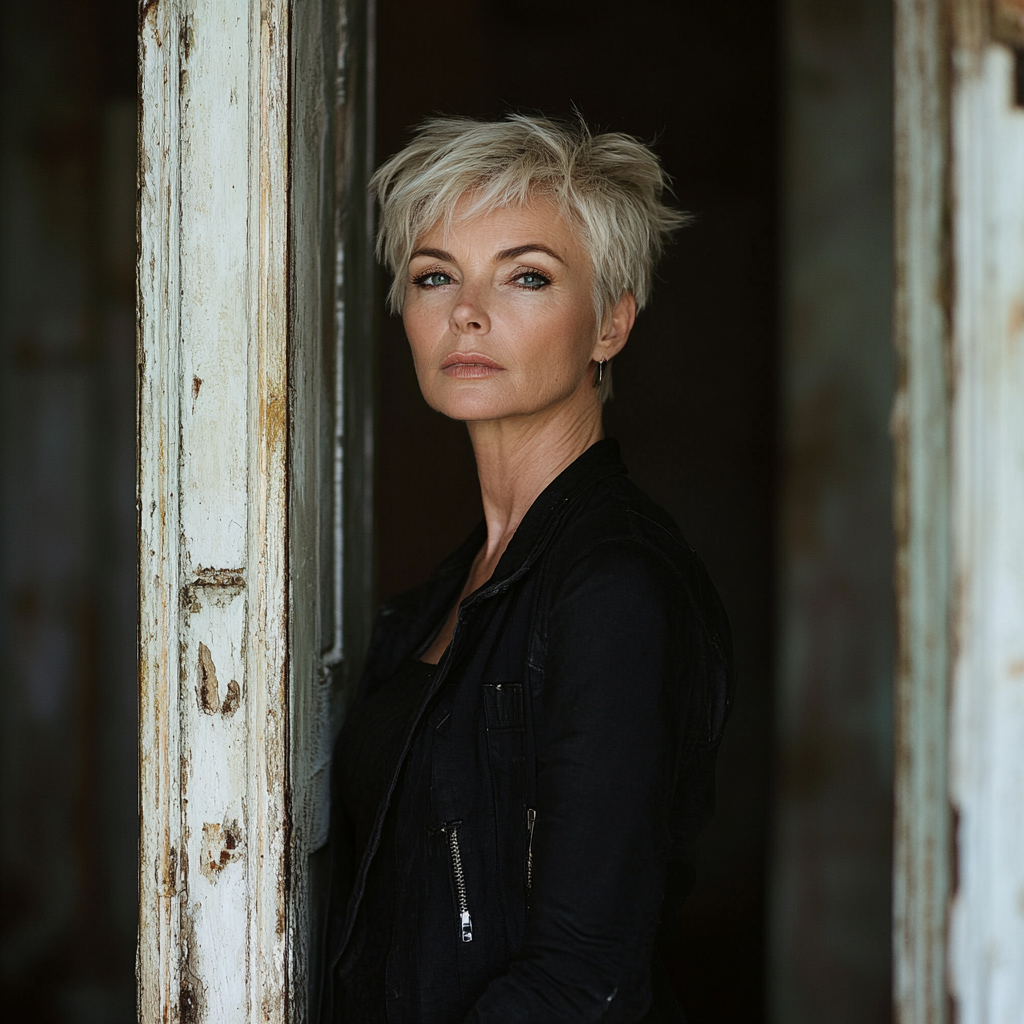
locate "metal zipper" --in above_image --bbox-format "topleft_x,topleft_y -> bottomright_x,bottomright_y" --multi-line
526,807 -> 537,895
445,821 -> 473,942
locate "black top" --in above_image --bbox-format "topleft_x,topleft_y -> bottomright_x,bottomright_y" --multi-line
319,439 -> 734,1024
334,657 -> 437,1023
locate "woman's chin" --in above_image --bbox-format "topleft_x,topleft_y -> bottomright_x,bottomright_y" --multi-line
432,397 -> 518,423
425,381 -> 520,423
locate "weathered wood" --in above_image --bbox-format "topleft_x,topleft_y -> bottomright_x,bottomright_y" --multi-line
947,27 -> 1024,1023
894,0 -> 1024,1019
139,1 -> 184,1017
892,0 -> 952,1019
138,0 -> 295,1019
140,0 -> 374,1017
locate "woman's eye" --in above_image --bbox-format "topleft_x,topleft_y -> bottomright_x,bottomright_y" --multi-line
414,271 -> 453,287
513,272 -> 550,290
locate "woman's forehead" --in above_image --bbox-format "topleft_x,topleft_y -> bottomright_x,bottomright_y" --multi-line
412,196 -> 581,257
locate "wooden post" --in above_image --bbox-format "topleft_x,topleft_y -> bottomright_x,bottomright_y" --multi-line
893,0 -> 952,1019
138,1 -> 374,1019
947,4 -> 1024,1019
894,0 -> 1024,1019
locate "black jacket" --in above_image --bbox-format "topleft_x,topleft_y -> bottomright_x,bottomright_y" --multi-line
321,439 -> 734,1024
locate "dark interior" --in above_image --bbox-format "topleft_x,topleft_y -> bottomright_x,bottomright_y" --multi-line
374,2 -> 779,1019
0,2 -> 138,1020
0,1 -> 779,1019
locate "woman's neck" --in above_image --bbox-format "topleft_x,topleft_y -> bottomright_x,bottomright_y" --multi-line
419,392 -> 603,665
467,394 -> 604,565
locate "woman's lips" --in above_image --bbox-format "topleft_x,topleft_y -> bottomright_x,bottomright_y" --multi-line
440,352 -> 505,378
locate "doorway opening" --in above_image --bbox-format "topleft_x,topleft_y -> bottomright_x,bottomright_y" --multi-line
374,2 -> 780,1019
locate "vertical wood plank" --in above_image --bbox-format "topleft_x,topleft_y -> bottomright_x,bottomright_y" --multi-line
892,0 -> 953,1019
139,1 -> 183,1018
895,0 -> 1024,1019
138,0 -> 298,1019
140,0 -> 374,1017
948,32 -> 1024,1023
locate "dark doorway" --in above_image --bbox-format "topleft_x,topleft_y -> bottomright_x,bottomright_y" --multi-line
374,2 -> 779,1020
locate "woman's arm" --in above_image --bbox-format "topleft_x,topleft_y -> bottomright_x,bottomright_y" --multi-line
466,538 -> 709,1024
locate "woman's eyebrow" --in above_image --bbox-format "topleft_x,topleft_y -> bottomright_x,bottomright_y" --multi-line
409,247 -> 454,262
494,243 -> 565,264
409,243 -> 567,265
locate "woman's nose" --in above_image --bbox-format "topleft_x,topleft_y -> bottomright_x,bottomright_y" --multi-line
450,291 -> 491,335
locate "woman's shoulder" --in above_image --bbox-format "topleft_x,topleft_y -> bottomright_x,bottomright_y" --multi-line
553,470 -> 696,576
547,470 -> 732,640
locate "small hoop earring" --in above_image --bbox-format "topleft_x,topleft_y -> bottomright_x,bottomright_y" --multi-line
593,359 -> 607,388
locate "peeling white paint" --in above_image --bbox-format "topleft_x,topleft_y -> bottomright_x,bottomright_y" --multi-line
139,0 -> 294,1019
894,5 -> 1024,1022
948,39 -> 1024,1024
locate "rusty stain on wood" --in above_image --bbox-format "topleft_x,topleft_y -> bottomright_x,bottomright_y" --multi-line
199,820 -> 243,881
192,566 -> 245,588
179,909 -> 207,1024
139,0 -> 161,29
221,678 -> 240,716
196,642 -> 239,716
197,642 -> 219,713
993,0 -> 1024,46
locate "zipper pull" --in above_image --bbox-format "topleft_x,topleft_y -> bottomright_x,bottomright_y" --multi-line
460,909 -> 473,942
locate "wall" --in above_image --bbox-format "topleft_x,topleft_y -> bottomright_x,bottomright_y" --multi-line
771,0 -> 895,1020
0,1 -> 137,1021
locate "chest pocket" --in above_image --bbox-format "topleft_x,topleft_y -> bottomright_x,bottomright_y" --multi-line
482,682 -> 524,730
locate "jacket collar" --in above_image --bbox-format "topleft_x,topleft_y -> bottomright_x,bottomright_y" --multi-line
430,437 -> 627,601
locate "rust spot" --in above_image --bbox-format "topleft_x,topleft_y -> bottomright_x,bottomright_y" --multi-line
198,642 -> 220,714
192,566 -> 245,589
179,907 -> 206,1024
993,0 -> 1024,48
197,643 -> 241,716
139,0 -> 160,29
182,586 -> 201,615
192,375 -> 203,402
1008,300 -> 1024,341
221,678 -> 241,717
1008,658 -> 1024,677
261,391 -> 288,451
165,845 -> 178,895
200,819 -> 243,881
184,567 -> 245,615
180,17 -> 195,60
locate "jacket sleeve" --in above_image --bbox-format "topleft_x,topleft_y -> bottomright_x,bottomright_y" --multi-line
465,539 -> 706,1024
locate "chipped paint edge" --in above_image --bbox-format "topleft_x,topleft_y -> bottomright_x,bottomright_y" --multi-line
139,0 -> 184,1019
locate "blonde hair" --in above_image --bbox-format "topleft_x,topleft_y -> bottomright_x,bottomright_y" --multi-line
370,113 -> 688,318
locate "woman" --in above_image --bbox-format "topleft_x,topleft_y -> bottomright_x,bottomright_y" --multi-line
321,115 -> 734,1024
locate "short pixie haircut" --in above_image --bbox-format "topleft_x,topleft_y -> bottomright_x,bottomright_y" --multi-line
369,114 -> 688,323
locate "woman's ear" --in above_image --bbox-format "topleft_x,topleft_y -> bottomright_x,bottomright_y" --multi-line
593,292 -> 637,363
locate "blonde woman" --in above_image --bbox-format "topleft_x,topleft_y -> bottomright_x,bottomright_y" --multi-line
321,115 -> 734,1024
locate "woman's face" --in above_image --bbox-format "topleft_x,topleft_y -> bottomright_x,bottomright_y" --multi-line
402,198 -> 630,424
